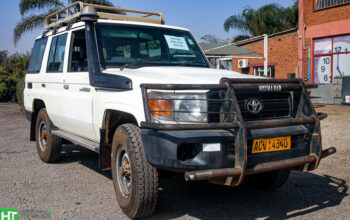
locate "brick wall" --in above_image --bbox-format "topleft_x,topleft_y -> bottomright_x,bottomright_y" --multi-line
305,1 -> 350,26
232,30 -> 299,79
301,1 -> 350,83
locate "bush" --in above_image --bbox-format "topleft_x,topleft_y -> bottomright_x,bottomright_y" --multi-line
0,52 -> 30,108
0,73 -> 17,101
16,76 -> 25,109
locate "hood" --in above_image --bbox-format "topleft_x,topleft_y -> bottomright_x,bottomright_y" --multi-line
103,66 -> 261,87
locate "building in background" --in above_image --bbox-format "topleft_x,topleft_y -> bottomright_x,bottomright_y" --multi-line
299,0 -> 350,104
231,29 -> 299,79
227,0 -> 349,104
299,0 -> 350,84
200,42 -> 258,70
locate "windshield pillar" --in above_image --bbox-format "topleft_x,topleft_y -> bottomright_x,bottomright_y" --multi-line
80,6 -> 132,90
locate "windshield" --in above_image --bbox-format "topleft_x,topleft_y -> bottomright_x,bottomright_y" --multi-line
95,23 -> 209,68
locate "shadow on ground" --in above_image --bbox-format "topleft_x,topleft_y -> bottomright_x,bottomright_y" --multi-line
59,145 -> 349,220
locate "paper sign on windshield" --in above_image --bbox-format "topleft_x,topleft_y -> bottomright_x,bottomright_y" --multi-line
164,35 -> 189,50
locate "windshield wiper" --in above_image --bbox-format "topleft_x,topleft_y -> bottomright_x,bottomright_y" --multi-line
120,59 -> 163,71
171,61 -> 207,67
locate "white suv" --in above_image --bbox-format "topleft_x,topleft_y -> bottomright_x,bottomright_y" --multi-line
24,2 -> 336,219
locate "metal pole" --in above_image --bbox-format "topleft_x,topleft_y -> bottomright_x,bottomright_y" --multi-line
206,55 -> 264,59
264,34 -> 268,77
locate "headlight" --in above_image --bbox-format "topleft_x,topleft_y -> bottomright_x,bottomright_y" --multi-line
148,92 -> 208,123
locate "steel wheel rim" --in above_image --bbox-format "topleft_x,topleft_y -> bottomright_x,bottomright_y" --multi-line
116,148 -> 132,198
38,120 -> 48,152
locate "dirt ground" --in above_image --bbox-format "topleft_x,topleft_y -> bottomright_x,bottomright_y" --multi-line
0,103 -> 349,220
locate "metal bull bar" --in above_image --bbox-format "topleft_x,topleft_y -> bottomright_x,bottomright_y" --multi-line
140,78 -> 336,186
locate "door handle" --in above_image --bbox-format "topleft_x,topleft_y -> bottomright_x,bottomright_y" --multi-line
79,87 -> 91,92
41,83 -> 46,88
27,83 -> 32,89
63,85 -> 69,90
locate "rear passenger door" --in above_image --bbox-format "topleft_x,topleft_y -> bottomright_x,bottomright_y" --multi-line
33,33 -> 68,129
59,29 -> 97,141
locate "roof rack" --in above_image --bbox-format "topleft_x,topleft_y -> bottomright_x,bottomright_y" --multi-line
45,1 -> 164,30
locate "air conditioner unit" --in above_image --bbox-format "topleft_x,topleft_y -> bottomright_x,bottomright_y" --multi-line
238,59 -> 249,68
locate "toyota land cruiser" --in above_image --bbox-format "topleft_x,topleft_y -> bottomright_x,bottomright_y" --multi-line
24,2 -> 336,219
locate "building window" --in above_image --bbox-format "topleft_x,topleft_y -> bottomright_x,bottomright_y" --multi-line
254,66 -> 275,78
315,0 -> 350,10
313,35 -> 350,84
287,73 -> 296,79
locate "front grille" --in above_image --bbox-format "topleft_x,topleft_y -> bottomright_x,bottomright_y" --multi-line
237,92 -> 291,121
207,91 -> 292,122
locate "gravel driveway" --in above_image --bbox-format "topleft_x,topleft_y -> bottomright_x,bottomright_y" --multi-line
0,103 -> 349,219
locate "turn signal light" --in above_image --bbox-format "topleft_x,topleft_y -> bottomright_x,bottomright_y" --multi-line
148,99 -> 173,115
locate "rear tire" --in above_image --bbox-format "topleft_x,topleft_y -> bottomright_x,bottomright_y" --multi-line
35,108 -> 62,163
244,169 -> 290,191
111,123 -> 159,219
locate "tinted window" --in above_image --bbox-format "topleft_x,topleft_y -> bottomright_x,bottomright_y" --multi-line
27,38 -> 47,73
69,30 -> 88,72
96,24 -> 208,68
47,34 -> 67,72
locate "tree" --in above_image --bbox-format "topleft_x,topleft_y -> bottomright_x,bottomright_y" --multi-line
224,1 -> 298,38
13,0 -> 118,45
0,53 -> 30,104
0,50 -> 8,65
201,34 -> 231,44
232,35 -> 251,43
201,34 -> 222,43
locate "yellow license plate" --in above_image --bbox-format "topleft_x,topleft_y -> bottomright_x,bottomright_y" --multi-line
252,136 -> 291,154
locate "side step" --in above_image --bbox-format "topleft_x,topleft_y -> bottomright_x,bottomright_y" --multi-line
52,130 -> 100,153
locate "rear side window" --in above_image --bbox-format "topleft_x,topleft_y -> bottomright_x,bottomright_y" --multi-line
27,38 -> 47,73
47,34 -> 67,72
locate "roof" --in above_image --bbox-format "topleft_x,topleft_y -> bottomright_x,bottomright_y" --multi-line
199,42 -> 259,56
235,28 -> 298,46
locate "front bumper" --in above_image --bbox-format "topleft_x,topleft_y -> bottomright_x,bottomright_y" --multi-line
142,126 -> 336,184
141,125 -> 311,171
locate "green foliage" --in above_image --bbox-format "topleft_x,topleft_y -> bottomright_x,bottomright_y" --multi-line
69,0 -> 113,7
200,34 -> 232,44
16,76 -> 26,109
0,50 -> 8,65
0,52 -> 30,108
19,0 -> 64,16
232,35 -> 251,43
224,1 -> 299,37
14,0 -> 119,45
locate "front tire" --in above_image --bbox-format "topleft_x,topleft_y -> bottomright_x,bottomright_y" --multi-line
35,108 -> 62,163
244,169 -> 290,191
111,124 -> 159,219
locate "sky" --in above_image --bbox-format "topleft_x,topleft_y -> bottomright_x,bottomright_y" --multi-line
0,0 -> 296,54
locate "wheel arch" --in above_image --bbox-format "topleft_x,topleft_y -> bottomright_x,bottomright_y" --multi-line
102,109 -> 138,146
99,109 -> 138,170
29,99 -> 46,141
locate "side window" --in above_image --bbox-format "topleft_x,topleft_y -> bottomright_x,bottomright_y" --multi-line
69,30 -> 88,72
47,33 -> 67,72
27,38 -> 47,73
